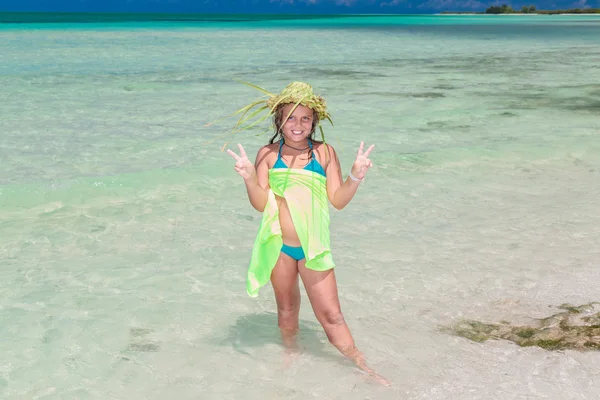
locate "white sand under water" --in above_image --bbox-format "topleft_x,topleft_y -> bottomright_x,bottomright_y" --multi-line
1,16 -> 599,399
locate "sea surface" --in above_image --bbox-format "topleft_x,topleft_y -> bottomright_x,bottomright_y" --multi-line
1,13 -> 599,400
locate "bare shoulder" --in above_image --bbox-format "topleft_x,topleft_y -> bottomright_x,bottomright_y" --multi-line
256,143 -> 279,168
313,141 -> 338,168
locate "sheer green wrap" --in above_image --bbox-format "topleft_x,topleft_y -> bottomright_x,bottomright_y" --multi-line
247,168 -> 335,297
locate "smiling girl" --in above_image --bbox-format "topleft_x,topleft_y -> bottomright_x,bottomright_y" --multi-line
226,82 -> 388,385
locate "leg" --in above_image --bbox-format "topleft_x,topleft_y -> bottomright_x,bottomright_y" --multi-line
270,251 -> 301,349
297,264 -> 354,351
298,263 -> 390,386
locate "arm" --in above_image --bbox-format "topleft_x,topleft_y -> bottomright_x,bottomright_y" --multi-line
227,144 -> 271,212
325,143 -> 371,210
244,146 -> 271,212
325,142 -> 374,210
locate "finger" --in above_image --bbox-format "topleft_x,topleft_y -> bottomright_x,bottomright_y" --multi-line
237,143 -> 247,159
357,141 -> 364,156
363,144 -> 375,158
226,149 -> 241,161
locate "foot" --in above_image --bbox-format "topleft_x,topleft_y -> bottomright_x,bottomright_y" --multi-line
340,345 -> 391,387
283,347 -> 300,368
367,372 -> 392,387
280,327 -> 299,368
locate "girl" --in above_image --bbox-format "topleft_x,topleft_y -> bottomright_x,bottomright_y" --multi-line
226,82 -> 389,385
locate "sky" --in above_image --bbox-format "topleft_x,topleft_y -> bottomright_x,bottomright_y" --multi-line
0,0 -> 597,14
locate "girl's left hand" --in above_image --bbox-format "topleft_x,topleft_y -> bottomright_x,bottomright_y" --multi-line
350,141 -> 374,181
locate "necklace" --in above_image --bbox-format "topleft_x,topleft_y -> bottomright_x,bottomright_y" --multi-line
284,142 -> 310,152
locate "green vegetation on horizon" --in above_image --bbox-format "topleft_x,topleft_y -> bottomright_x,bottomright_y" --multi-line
486,4 -> 537,13
441,5 -> 600,14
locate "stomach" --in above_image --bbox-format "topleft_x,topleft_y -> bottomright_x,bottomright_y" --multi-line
275,195 -> 301,247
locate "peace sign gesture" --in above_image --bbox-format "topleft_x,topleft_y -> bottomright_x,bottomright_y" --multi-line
227,144 -> 256,181
350,141 -> 374,181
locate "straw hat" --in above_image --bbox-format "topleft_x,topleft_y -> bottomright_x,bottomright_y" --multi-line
266,81 -> 330,122
211,81 -> 333,142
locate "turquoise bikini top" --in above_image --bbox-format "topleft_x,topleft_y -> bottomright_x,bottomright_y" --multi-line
273,139 -> 326,177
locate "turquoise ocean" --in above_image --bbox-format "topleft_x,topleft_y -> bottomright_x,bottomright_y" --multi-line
1,13 -> 600,399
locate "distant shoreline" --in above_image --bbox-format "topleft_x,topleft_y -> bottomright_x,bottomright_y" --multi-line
438,13 -> 600,15
1,11 -> 599,24
439,9 -> 600,15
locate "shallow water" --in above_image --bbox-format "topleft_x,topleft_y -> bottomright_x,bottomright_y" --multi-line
1,14 -> 600,399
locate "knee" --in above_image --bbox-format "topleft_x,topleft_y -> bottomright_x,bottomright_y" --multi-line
276,300 -> 300,328
277,302 -> 299,318
320,309 -> 345,327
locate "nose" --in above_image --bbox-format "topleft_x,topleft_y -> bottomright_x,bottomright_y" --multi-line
291,118 -> 302,129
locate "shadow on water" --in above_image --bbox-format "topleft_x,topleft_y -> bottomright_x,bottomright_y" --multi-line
215,312 -> 342,362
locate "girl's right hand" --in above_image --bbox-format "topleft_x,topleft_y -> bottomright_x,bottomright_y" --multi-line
227,144 -> 256,181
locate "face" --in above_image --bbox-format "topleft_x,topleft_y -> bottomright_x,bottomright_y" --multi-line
280,104 -> 314,143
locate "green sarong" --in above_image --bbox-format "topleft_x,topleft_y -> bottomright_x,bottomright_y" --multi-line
247,168 -> 335,297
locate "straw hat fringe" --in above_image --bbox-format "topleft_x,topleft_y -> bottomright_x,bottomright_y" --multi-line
209,81 -> 332,141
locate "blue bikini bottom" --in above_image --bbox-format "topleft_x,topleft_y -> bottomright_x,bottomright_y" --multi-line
281,244 -> 305,261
